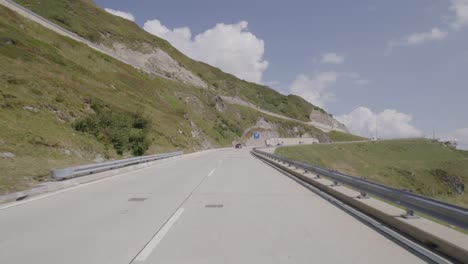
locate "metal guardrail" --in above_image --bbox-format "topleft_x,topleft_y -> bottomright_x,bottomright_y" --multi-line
51,151 -> 183,180
252,148 -> 468,230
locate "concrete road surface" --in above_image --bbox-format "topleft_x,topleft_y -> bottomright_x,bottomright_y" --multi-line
0,148 -> 425,264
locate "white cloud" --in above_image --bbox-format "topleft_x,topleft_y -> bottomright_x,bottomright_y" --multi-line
354,79 -> 371,86
341,72 -> 371,86
287,71 -> 370,107
445,128 -> 468,150
263,80 -> 280,89
288,71 -> 339,108
104,8 -> 135,22
450,0 -> 468,30
320,52 -> 346,64
389,27 -> 448,48
386,0 -> 467,52
336,107 -> 423,139
143,20 -> 268,83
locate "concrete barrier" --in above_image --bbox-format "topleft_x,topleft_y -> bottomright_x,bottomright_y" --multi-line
265,137 -> 319,146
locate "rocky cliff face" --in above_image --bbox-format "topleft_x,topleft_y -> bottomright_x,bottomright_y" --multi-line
99,42 -> 208,88
240,118 -> 331,146
309,109 -> 348,132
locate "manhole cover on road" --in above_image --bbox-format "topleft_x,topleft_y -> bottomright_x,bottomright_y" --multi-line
128,198 -> 147,202
205,204 -> 223,208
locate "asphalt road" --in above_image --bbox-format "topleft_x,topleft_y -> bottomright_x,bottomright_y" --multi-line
0,148 -> 425,264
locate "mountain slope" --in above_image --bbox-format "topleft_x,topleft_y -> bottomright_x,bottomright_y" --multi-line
13,0 -> 339,123
0,4 -> 340,194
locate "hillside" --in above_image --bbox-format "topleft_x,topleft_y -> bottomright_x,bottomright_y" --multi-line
276,139 -> 468,207
0,3 -> 352,194
326,130 -> 366,142
12,0 -> 335,123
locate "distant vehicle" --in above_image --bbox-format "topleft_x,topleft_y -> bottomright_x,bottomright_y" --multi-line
235,143 -> 242,149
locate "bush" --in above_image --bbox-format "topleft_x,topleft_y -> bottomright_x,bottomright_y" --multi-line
52,15 -> 71,26
213,118 -> 242,137
73,100 -> 152,155
129,131 -> 151,156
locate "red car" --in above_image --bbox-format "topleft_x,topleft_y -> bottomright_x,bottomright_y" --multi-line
235,143 -> 242,149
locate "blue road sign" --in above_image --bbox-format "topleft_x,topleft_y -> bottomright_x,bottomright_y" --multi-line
253,131 -> 260,140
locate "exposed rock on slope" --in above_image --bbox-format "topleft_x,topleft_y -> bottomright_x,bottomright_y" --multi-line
431,169 -> 465,195
240,118 -> 330,146
99,42 -> 207,88
241,118 -> 280,146
189,121 -> 213,150
221,96 -> 348,132
309,109 -> 348,132
214,96 -> 225,112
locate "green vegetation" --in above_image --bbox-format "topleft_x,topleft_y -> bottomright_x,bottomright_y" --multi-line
326,130 -> 367,142
14,0 -> 317,121
0,5 -> 336,194
73,100 -> 151,155
276,139 -> 468,207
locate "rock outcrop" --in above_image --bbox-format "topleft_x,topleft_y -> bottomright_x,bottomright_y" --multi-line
100,42 -> 207,88
309,109 -> 348,132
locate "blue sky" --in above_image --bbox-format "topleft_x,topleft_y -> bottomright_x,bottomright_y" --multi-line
95,0 -> 468,148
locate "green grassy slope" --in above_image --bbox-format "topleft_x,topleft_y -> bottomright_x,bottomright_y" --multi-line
13,0 -> 321,122
0,6 -> 333,194
276,139 -> 468,207
326,130 -> 367,142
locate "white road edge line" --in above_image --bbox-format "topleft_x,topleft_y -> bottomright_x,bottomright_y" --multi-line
133,208 -> 185,262
208,169 -> 216,177
0,176 -> 113,210
0,155 -> 183,211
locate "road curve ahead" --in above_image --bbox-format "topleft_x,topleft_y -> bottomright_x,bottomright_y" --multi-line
0,148 -> 425,264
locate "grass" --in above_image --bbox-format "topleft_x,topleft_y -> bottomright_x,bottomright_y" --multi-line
13,0 -> 319,122
326,130 -> 367,142
275,139 -> 468,208
0,5 -> 334,194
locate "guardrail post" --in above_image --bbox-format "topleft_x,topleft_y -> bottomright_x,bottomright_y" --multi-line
358,191 -> 369,199
402,209 -> 419,219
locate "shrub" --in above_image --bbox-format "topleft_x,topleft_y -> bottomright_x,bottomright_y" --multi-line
213,118 -> 242,137
52,15 -> 71,26
73,100 -> 152,155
